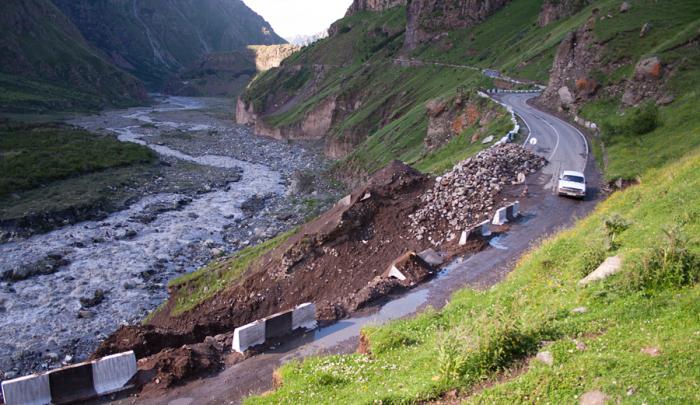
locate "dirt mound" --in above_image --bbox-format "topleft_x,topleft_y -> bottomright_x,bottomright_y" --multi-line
409,144 -> 546,243
94,157 -> 526,385
138,339 -> 224,390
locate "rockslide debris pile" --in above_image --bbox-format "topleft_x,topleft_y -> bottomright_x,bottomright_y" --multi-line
409,144 -> 547,242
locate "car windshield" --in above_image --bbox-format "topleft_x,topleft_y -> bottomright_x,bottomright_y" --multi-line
562,175 -> 584,183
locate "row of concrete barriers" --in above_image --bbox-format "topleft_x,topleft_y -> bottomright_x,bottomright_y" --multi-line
483,88 -> 542,94
492,201 -> 520,226
233,303 -> 317,353
1,351 -> 136,405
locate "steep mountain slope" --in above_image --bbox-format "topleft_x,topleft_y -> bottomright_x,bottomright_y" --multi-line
239,0 -> 700,184
52,0 -> 286,88
0,0 -> 147,114
238,2 -> 700,403
237,1 -> 515,181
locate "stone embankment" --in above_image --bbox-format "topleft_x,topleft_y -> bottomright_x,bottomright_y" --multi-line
409,144 -> 546,243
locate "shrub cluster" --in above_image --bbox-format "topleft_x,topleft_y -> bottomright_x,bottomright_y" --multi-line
602,103 -> 660,143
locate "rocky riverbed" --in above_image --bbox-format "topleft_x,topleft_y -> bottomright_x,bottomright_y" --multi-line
0,96 -> 337,379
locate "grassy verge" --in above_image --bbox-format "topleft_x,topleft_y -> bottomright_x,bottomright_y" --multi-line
165,228 -> 297,317
246,148 -> 700,404
0,123 -> 155,198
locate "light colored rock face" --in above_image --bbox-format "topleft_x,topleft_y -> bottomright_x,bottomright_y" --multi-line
579,255 -> 623,285
536,351 -> 554,365
249,45 -> 300,72
346,0 -> 407,15
558,86 -> 575,106
580,390 -> 608,405
405,0 -> 510,50
301,97 -> 337,139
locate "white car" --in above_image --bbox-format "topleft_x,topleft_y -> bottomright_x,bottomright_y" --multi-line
558,170 -> 586,199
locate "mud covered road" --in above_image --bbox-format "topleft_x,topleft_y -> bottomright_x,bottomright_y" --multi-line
105,93 -> 601,405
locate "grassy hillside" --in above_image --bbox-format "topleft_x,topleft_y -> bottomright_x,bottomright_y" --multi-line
0,123 -> 155,198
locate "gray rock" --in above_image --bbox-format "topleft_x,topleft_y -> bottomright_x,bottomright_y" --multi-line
79,289 -> 105,308
620,1 -> 630,12
639,22 -> 652,38
536,351 -> 554,366
580,390 -> 608,405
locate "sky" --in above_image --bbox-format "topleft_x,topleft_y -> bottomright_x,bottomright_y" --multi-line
243,0 -> 352,39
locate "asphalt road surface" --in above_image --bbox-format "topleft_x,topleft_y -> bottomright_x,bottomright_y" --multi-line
105,93 -> 600,405
498,92 -> 590,190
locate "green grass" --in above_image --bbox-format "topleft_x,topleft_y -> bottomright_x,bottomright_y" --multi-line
246,148 -> 700,404
165,228 -> 297,317
0,123 -> 155,198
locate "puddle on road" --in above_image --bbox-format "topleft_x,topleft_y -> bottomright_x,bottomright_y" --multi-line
489,235 -> 509,250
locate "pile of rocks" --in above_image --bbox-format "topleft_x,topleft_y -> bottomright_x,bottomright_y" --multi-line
409,144 -> 546,242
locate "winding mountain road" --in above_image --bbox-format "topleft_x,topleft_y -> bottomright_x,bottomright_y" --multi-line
107,93 -> 600,405
498,92 -> 590,190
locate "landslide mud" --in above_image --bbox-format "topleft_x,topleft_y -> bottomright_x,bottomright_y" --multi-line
94,161 -> 489,362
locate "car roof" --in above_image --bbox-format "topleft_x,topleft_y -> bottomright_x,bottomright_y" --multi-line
562,170 -> 585,177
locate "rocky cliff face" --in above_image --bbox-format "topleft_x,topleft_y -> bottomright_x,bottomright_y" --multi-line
0,0 -> 147,112
405,0 -> 510,50
538,0 -> 591,27
249,45 -> 301,71
539,13 -> 602,112
424,89 -> 502,151
539,8 -> 674,112
52,0 -> 286,88
346,0 -> 407,16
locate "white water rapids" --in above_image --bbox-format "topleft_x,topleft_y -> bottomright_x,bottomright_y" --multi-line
0,97 -> 285,374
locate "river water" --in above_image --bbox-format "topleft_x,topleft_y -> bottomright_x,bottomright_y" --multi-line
0,97 -> 327,378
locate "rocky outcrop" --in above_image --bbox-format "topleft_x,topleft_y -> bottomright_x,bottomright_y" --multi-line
249,45 -> 300,71
538,0 -> 591,27
424,89 -> 503,151
621,56 -> 667,106
346,0 -> 407,16
405,0 -> 510,50
540,8 -> 675,111
237,96 -> 338,141
539,13 -> 602,111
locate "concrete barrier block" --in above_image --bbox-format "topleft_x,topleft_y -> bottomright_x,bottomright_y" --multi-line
473,220 -> 491,237
386,265 -> 407,281
292,303 -> 317,331
265,310 -> 293,340
92,351 -> 137,395
492,207 -> 508,225
1,374 -> 51,405
232,320 -> 266,353
48,362 -> 97,404
459,230 -> 468,246
506,201 -> 520,220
